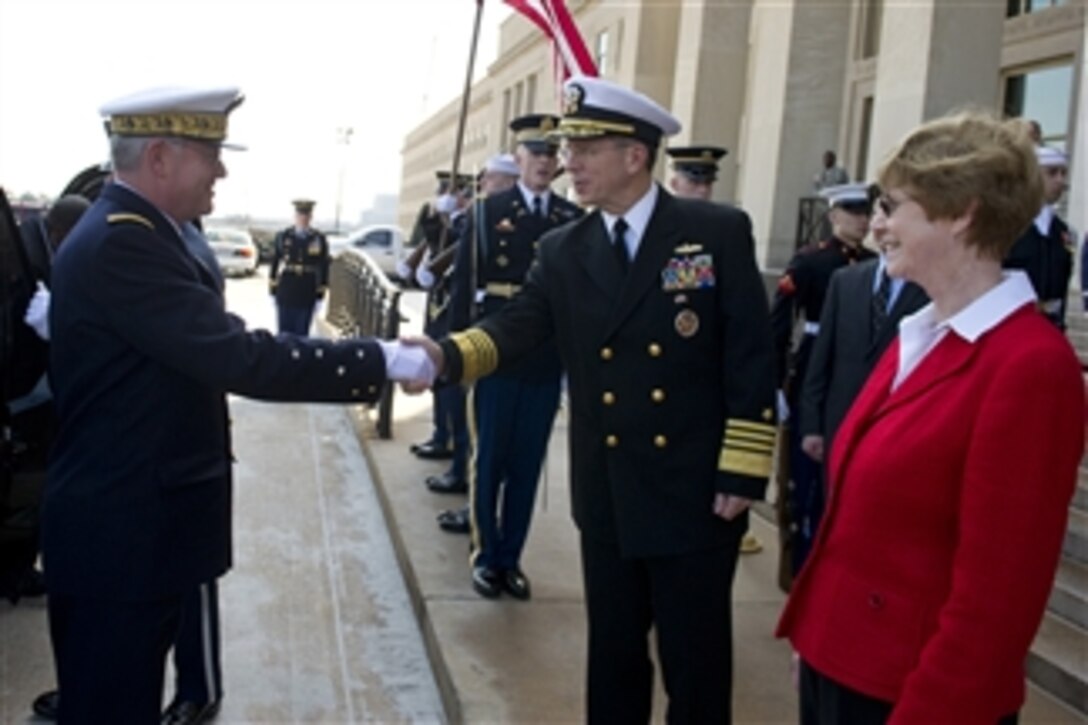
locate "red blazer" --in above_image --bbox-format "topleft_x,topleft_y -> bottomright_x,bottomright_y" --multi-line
777,304 -> 1084,723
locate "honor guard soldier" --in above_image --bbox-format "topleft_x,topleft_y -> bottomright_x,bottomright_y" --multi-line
445,115 -> 583,597
43,85 -> 433,723
771,182 -> 875,581
269,198 -> 329,335
1003,145 -> 1073,329
422,76 -> 776,722
666,144 -> 727,201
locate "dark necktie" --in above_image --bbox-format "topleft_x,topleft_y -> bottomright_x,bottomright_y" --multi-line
872,271 -> 892,339
533,195 -> 544,218
612,218 -> 629,274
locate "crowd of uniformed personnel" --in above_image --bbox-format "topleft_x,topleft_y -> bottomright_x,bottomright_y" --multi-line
0,69 -> 1079,725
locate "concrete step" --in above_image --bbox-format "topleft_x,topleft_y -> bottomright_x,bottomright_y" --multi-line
1051,558 -> 1088,631
1075,481 -> 1088,513
1027,613 -> 1088,715
1066,507 -> 1088,566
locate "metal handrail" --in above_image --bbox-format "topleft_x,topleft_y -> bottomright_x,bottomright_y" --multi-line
325,249 -> 401,439
795,196 -> 831,251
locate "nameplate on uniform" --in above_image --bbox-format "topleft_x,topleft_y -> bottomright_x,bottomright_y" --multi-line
661,252 -> 715,291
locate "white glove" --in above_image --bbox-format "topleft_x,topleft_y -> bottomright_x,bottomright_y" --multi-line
395,258 -> 414,282
434,193 -> 458,215
24,282 -> 51,340
776,389 -> 790,424
376,340 -> 436,387
416,264 -> 436,289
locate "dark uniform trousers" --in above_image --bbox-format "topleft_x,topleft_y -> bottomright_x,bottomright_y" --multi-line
269,227 -> 330,336
442,189 -> 776,723
450,186 -> 581,572
771,237 -> 874,575
45,184 -> 387,723
173,580 -> 222,705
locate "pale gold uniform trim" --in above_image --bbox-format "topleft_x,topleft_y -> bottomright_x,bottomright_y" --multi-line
451,329 -> 499,382
106,213 -> 154,230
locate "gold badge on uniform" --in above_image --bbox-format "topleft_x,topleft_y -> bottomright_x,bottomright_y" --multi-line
496,218 -> 515,232
496,254 -> 510,268
662,253 -> 715,291
675,309 -> 700,338
308,240 -> 322,255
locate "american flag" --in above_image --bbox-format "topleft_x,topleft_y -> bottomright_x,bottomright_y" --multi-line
503,0 -> 599,81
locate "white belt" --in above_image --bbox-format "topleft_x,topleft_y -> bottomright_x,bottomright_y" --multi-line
803,321 -> 820,335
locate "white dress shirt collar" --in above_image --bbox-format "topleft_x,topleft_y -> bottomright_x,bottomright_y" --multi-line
600,182 -> 659,260
1033,205 -> 1054,236
518,181 -> 551,215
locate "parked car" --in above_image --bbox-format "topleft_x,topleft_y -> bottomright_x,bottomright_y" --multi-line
205,227 -> 258,277
331,224 -> 406,278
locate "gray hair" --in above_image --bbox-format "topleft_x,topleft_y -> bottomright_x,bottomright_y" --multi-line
109,135 -> 154,172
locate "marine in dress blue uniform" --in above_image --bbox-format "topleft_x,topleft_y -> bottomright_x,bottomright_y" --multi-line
770,183 -> 875,579
44,86 -> 430,724
1003,145 -> 1073,329
448,114 -> 583,599
268,199 -> 329,335
437,77 -> 776,723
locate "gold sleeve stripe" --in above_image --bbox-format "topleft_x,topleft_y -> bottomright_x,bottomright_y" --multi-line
726,419 -> 777,436
107,213 -> 154,230
725,429 -> 776,445
451,329 -> 499,382
726,441 -> 775,455
719,448 -> 773,478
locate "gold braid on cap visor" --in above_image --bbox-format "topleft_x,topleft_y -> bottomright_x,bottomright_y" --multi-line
450,329 -> 500,382
554,118 -> 636,138
108,113 -> 228,141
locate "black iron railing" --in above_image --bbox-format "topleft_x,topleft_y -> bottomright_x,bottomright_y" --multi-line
795,196 -> 831,251
326,249 -> 401,439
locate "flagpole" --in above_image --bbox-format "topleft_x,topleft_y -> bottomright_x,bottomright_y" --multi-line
449,0 -> 485,184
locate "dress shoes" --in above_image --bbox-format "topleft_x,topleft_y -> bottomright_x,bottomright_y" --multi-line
412,442 -> 454,460
501,568 -> 532,600
32,689 -> 59,720
426,472 -> 468,494
437,506 -> 470,533
472,565 -> 502,599
162,698 -> 221,725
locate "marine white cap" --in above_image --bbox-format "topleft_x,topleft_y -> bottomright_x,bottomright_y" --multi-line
820,182 -> 871,210
1036,145 -> 1068,168
484,154 -> 520,177
99,86 -> 245,149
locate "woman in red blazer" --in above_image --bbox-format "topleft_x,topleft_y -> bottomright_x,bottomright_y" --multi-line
777,112 -> 1085,724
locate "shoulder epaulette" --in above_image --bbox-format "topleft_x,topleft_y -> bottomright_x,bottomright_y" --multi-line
107,213 -> 154,230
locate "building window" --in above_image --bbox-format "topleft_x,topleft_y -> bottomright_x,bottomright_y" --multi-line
526,74 -> 537,113
860,0 -> 883,59
513,81 -> 524,118
1003,62 -> 1074,150
856,96 -> 874,180
501,89 -> 512,150
1007,0 -> 1070,17
595,29 -> 610,74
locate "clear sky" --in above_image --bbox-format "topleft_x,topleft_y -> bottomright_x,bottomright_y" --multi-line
0,0 -> 509,224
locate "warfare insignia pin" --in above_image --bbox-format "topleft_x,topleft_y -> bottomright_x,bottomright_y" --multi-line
674,243 -> 703,255
675,309 -> 700,338
661,253 -> 716,291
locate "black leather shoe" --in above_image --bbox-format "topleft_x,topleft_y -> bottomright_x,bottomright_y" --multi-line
32,689 -> 59,720
472,566 -> 502,599
409,439 -> 436,455
426,472 -> 468,494
501,568 -> 532,600
437,506 -> 470,533
162,698 -> 221,725
413,442 -> 454,460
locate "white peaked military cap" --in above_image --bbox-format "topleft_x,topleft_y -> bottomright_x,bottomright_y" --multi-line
1036,145 -> 1068,168
557,76 -> 681,146
484,154 -> 520,177
820,182 -> 871,210
99,86 -> 245,149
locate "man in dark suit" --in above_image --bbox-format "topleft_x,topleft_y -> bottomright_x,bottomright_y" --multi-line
444,114 -> 583,598
1003,145 -> 1072,329
418,76 -> 776,723
268,198 -> 330,335
798,255 -> 928,473
44,85 -> 434,723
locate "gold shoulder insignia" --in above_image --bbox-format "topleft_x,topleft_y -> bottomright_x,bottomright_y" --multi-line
107,213 -> 154,230
674,243 -> 704,254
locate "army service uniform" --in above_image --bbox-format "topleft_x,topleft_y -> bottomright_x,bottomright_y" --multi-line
269,225 -> 329,335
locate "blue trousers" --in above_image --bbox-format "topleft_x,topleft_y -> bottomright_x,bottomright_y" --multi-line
469,375 -> 560,570
432,384 -> 469,478
173,580 -> 222,705
277,304 -> 314,336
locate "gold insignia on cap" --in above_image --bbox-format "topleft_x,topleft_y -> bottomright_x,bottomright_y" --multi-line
108,113 -> 229,142
675,309 -> 700,338
563,83 -> 584,116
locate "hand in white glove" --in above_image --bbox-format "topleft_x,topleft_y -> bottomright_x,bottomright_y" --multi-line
395,258 -> 414,283
376,339 -> 436,389
434,193 -> 457,215
24,281 -> 51,341
415,264 -> 436,289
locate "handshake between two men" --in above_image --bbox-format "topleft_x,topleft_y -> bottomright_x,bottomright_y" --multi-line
379,336 -> 445,393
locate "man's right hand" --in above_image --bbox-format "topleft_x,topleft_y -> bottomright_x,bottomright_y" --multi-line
399,335 -> 445,392
801,434 -> 824,462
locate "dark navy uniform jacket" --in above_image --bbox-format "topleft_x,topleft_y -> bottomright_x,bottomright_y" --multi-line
45,183 -> 386,602
442,189 -> 777,557
449,186 -> 582,381
270,226 -> 330,307
1004,213 -> 1073,329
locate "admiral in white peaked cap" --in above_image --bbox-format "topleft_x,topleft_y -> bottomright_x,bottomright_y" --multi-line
556,76 -> 681,148
100,86 -> 245,149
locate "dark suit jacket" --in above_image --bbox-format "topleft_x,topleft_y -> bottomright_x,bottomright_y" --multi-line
799,258 -> 928,452
442,188 -> 777,557
45,183 -> 387,602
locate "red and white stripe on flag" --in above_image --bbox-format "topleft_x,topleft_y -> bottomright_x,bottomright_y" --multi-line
503,0 -> 599,79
